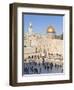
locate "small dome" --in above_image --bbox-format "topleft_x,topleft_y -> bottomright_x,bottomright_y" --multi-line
47,26 -> 55,33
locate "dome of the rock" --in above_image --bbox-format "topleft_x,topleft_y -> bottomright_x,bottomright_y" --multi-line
47,26 -> 55,33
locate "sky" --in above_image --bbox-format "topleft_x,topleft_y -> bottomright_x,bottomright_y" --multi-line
23,14 -> 63,35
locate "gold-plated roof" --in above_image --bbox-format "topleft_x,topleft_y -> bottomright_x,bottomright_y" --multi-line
47,26 -> 55,33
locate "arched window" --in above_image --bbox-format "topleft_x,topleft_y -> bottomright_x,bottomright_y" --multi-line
32,55 -> 33,59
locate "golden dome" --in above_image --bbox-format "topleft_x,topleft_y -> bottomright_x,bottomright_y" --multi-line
47,26 -> 55,33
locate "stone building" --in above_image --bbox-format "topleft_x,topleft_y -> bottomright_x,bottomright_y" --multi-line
24,23 -> 63,65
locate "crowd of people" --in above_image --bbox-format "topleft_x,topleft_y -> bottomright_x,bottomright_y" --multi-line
23,56 -> 63,74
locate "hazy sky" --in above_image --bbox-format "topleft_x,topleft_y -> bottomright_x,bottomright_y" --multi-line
23,14 -> 63,35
